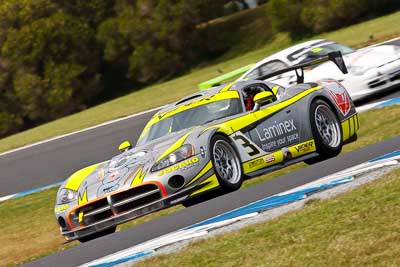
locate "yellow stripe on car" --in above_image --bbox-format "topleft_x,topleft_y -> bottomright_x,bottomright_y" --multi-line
288,139 -> 316,158
190,174 -> 219,196
186,160 -> 213,186
271,85 -> 280,95
78,211 -> 84,223
130,167 -> 147,187
218,86 -> 322,135
78,189 -> 88,205
341,114 -> 359,141
65,162 -> 103,191
156,131 -> 192,162
342,120 -> 350,141
145,91 -> 240,128
219,82 -> 235,92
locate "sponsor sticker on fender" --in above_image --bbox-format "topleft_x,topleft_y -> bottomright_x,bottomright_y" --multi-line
55,204 -> 69,213
158,157 -> 200,176
293,140 -> 315,154
249,158 -> 264,169
265,154 -> 275,163
320,80 -> 351,116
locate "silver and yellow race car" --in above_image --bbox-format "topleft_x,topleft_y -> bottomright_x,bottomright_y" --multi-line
55,52 -> 359,242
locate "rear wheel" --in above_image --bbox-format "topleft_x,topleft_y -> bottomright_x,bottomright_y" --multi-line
211,135 -> 243,192
305,99 -> 343,164
78,226 -> 116,243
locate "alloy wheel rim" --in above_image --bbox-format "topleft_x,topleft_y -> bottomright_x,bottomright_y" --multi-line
213,140 -> 241,184
314,105 -> 341,148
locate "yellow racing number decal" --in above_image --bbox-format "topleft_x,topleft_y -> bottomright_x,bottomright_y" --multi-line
233,135 -> 260,156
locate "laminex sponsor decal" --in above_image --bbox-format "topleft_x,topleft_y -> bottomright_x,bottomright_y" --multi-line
320,79 -> 351,116
251,118 -> 300,152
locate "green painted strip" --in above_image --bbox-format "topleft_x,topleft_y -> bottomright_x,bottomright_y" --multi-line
198,63 -> 255,91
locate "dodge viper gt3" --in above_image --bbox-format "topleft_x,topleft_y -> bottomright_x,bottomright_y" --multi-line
55,52 -> 359,242
238,39 -> 400,101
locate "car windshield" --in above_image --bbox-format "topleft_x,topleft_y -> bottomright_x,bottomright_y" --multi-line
137,98 -> 241,145
298,43 -> 355,63
243,60 -> 288,80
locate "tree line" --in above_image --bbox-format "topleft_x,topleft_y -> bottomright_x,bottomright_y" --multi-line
0,0 -> 399,137
267,0 -> 400,37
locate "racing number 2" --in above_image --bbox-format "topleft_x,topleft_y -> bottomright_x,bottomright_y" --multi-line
233,135 -> 260,156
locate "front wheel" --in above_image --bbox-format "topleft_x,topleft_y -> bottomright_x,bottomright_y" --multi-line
210,135 -> 243,192
305,99 -> 343,164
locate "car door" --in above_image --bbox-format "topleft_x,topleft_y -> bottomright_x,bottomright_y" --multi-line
246,97 -> 303,154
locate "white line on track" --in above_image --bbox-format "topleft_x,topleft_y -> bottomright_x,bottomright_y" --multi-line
0,105 -> 164,158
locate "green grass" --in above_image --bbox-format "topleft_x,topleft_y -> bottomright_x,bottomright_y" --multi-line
137,168 -> 400,267
1,105 -> 399,267
1,11 -> 400,153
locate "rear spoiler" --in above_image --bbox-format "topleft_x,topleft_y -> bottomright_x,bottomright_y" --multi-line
257,51 -> 348,84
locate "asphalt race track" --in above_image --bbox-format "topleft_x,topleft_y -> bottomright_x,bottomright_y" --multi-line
1,38 -> 400,197
2,90 -> 400,197
0,110 -> 156,196
22,136 -> 400,267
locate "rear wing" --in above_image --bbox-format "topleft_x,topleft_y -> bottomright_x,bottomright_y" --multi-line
257,51 -> 348,84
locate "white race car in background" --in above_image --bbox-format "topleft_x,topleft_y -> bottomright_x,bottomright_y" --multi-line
238,39 -> 400,101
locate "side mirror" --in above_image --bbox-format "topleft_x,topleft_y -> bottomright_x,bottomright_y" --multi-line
118,141 -> 132,152
253,91 -> 276,111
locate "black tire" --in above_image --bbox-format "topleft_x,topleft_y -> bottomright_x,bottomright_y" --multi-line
78,226 -> 116,243
210,135 -> 243,192
305,99 -> 343,165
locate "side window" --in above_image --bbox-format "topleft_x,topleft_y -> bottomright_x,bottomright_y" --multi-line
245,60 -> 288,80
263,60 -> 287,73
242,83 -> 276,111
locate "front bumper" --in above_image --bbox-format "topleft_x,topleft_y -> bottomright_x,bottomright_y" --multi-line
59,181 -> 211,241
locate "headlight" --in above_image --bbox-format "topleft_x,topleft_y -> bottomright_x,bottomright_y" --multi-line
151,144 -> 194,172
57,188 -> 77,204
